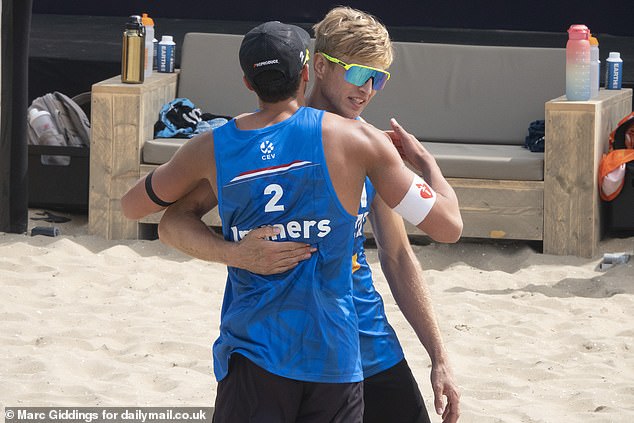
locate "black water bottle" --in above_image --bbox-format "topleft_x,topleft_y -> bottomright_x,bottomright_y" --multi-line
121,15 -> 145,84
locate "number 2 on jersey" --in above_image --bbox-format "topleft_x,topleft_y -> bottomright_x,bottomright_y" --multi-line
264,184 -> 285,212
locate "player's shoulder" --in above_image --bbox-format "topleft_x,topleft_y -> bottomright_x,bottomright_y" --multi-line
322,111 -> 383,141
175,126 -> 216,160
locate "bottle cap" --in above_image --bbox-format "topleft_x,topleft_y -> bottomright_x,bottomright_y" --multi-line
608,52 -> 621,59
161,35 -> 174,43
589,35 -> 599,46
125,15 -> 142,30
28,108 -> 50,123
141,13 -> 154,26
567,24 -> 589,40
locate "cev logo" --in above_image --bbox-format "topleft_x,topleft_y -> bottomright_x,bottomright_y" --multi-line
260,140 -> 276,160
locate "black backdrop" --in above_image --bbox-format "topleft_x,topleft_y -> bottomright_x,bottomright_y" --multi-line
32,0 -> 634,36
28,0 -> 634,104
1,0 -> 32,233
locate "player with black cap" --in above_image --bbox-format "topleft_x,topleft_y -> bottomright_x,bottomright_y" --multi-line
239,21 -> 310,97
121,20 -> 462,423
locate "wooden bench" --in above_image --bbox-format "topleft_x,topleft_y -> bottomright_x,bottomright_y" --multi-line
89,32 -> 632,257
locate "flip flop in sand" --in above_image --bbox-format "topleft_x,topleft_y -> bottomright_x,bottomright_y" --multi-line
30,211 -> 71,223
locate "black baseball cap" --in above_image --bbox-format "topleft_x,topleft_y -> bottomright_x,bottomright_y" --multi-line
239,21 -> 310,86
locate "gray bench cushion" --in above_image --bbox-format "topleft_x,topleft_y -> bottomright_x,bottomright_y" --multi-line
143,136 -> 543,181
423,142 -> 543,181
143,138 -> 187,165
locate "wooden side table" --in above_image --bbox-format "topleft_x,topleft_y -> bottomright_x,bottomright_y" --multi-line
89,72 -> 178,239
544,88 -> 632,257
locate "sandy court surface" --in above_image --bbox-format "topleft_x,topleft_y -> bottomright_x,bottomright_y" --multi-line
1,210 -> 633,422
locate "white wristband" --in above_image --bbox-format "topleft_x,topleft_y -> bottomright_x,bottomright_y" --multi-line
392,174 -> 436,226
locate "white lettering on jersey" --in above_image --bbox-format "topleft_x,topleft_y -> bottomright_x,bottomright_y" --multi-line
354,211 -> 369,238
230,226 -> 252,241
360,183 -> 367,208
230,219 -> 331,242
317,220 -> 331,237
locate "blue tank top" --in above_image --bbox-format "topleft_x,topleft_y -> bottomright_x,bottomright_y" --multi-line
353,179 -> 405,377
212,107 -> 361,383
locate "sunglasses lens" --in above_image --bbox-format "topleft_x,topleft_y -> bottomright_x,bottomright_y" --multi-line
344,66 -> 389,90
371,72 -> 389,90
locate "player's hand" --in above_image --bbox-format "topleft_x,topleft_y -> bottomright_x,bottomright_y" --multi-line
431,360 -> 461,423
236,226 -> 316,275
384,118 -> 433,170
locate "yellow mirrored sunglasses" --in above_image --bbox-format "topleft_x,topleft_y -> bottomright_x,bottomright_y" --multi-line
319,52 -> 391,90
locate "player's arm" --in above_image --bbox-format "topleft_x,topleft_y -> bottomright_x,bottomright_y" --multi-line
384,118 -> 462,243
121,131 -> 216,220
369,197 -> 460,422
158,180 -> 315,275
361,123 -> 463,242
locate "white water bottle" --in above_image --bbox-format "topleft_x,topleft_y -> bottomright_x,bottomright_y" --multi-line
142,13 -> 155,79
158,35 -> 175,73
28,108 -> 69,165
605,52 -> 623,90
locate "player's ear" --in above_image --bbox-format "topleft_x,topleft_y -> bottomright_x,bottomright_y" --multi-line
313,53 -> 327,80
301,64 -> 309,82
243,76 -> 255,92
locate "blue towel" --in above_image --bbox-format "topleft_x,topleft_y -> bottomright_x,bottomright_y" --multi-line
154,97 -> 230,138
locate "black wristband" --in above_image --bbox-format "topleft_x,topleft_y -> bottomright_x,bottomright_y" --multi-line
145,169 -> 175,207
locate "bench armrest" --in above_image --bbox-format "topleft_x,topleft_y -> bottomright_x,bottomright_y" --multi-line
544,88 -> 633,257
89,71 -> 179,239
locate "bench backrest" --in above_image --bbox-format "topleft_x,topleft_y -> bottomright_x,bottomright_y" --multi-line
362,42 -> 566,144
178,33 -> 565,145
178,33 -> 257,117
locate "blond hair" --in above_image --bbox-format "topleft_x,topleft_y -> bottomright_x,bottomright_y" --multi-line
313,6 -> 393,69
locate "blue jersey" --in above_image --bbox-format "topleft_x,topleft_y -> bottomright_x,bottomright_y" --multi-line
212,107 -> 361,383
353,179 -> 405,377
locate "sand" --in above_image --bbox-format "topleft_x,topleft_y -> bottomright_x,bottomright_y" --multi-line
1,209 -> 633,422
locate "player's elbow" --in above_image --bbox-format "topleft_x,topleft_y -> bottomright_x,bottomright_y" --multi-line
442,217 -> 463,243
157,211 -> 178,248
424,215 -> 463,243
120,193 -> 140,220
157,219 -> 172,247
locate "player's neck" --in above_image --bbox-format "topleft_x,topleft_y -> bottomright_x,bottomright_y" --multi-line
307,85 -> 359,120
306,86 -> 329,113
258,97 -> 301,121
237,98 -> 301,130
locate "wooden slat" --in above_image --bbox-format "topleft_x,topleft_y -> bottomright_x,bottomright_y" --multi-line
450,178 -> 544,240
391,178 -> 544,241
88,92 -> 114,238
